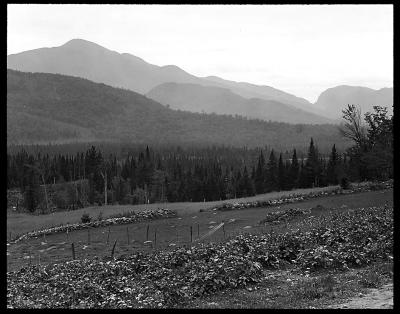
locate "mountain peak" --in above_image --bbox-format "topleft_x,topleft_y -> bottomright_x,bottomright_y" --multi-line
61,38 -> 107,50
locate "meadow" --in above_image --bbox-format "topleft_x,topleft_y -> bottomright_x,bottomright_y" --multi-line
7,187 -> 392,273
7,185 -> 342,237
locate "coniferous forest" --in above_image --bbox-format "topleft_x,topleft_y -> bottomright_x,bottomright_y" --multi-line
7,102 -> 393,215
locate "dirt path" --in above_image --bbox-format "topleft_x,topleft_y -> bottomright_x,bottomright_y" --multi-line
327,283 -> 393,309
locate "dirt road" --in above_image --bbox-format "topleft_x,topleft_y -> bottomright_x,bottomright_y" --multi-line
327,283 -> 393,309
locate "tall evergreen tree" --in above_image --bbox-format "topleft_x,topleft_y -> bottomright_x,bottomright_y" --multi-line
265,150 -> 278,192
326,144 -> 339,185
289,149 -> 300,189
254,150 -> 265,194
298,159 -> 308,188
278,153 -> 286,190
23,158 -> 41,212
305,138 -> 321,187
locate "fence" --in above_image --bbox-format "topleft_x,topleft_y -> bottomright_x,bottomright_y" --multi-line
6,219 -> 270,272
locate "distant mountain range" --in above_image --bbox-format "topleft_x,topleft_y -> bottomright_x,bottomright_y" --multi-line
7,38 -> 392,143
7,69 -> 347,150
147,82 -> 332,124
314,85 -> 393,119
7,38 -> 371,123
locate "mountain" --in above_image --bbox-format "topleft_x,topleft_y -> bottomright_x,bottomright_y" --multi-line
315,85 -> 393,119
7,69 -> 347,151
8,38 -> 329,123
202,75 -> 315,112
147,82 -> 333,124
7,39 -> 203,95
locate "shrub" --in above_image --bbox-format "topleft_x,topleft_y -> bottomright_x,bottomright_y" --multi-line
81,213 -> 91,223
340,177 -> 350,189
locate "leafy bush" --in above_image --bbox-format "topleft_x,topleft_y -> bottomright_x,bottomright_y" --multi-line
81,213 -> 91,223
340,177 -> 350,189
7,205 -> 393,308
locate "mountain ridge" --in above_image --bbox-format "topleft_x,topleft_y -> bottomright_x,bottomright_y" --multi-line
8,38 -> 329,122
7,38 -> 392,122
7,69 -> 347,151
147,82 -> 333,124
315,85 -> 393,118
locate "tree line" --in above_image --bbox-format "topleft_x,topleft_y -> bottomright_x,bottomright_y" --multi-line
7,105 -> 392,213
8,140 -> 346,213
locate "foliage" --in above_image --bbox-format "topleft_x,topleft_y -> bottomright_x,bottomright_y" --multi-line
340,177 -> 350,190
81,213 -> 92,224
340,105 -> 393,181
260,208 -> 311,225
8,141 -> 349,211
7,205 -> 393,308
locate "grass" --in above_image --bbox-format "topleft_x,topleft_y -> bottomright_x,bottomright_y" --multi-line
182,261 -> 393,309
7,185 -> 342,236
7,188 -> 393,273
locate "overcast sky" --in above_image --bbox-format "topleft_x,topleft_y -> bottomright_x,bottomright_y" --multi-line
7,4 -> 393,103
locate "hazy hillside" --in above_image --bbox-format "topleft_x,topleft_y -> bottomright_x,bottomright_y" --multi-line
8,38 -> 329,122
147,82 -> 333,124
315,85 -> 393,119
7,39 -> 202,95
7,70 -> 348,150
202,75 -> 316,112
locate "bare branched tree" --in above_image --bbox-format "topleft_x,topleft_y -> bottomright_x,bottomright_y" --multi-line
339,104 -> 368,148
100,161 -> 109,206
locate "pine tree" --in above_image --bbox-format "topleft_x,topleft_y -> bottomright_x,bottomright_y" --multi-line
305,138 -> 321,187
289,149 -> 300,189
298,159 -> 308,188
278,153 -> 285,190
265,150 -> 278,192
326,144 -> 339,185
254,150 -> 265,194
23,159 -> 41,212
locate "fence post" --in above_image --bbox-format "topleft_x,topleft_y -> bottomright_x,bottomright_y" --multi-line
154,229 -> 157,248
87,229 -> 91,245
43,233 -> 46,243
38,252 -> 41,266
223,223 -> 226,239
66,229 -> 69,242
111,240 -> 117,258
107,227 -> 110,244
71,242 -> 76,260
190,226 -> 193,243
197,224 -> 199,238
146,225 -> 149,241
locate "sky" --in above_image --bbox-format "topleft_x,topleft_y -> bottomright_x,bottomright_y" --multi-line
7,4 -> 393,103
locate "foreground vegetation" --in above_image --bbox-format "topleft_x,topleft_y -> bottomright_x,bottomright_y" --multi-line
6,188 -> 392,274
7,203 -> 393,308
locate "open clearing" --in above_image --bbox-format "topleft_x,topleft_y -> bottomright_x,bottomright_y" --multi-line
7,185 -> 342,237
7,187 -> 393,309
7,188 -> 392,273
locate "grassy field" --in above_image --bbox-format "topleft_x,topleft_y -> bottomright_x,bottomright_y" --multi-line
7,185 -> 342,237
6,188 -> 393,273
